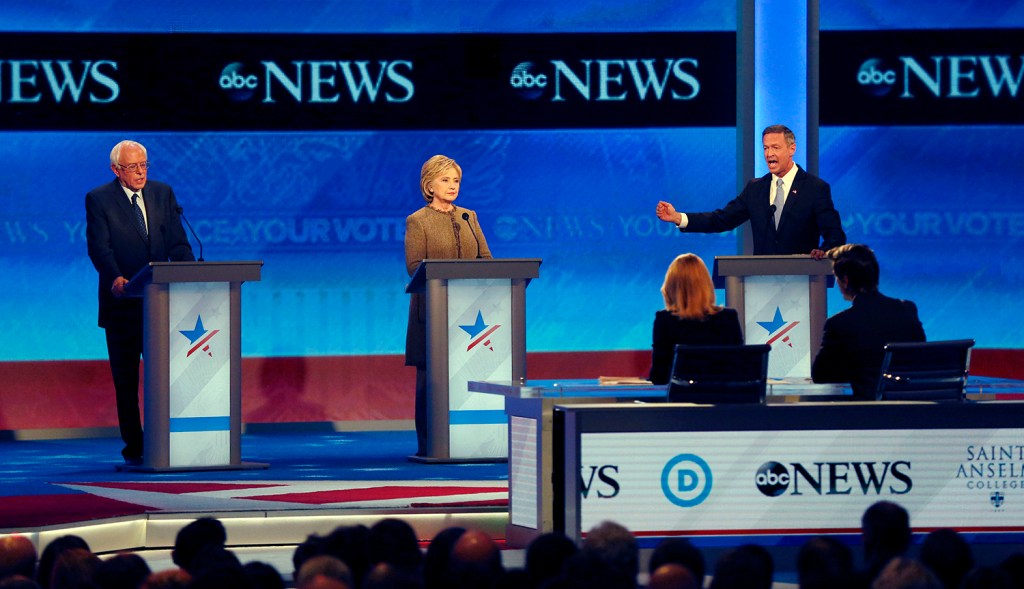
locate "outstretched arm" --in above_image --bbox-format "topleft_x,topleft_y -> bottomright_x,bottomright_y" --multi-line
656,201 -> 682,225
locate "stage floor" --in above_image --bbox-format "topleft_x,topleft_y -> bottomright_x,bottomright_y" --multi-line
0,429 -> 511,574
3,428 -> 1021,588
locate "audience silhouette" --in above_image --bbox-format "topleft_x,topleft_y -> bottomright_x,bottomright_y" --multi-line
6,499 -> 1024,589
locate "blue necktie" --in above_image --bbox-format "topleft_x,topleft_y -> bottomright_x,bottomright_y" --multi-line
774,178 -> 785,229
132,193 -> 148,237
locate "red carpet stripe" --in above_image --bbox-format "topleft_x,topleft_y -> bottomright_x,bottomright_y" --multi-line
68,482 -> 285,493
0,494 -> 149,528
411,498 -> 508,508
248,485 -> 507,505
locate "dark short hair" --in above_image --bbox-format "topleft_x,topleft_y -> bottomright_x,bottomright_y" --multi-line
762,124 -> 796,146
829,244 -> 880,293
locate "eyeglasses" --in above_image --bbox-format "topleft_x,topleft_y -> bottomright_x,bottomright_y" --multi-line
117,161 -> 151,172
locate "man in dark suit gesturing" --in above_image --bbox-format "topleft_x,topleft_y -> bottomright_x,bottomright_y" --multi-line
656,124 -> 846,259
86,140 -> 195,465
811,244 -> 926,399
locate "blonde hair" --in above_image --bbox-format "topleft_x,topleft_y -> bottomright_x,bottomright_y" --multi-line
661,253 -> 721,320
419,155 -> 462,202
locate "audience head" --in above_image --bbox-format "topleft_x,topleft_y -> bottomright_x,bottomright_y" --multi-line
296,555 -> 352,589
861,501 -> 912,579
187,544 -> 245,589
580,521 -> 638,588
422,527 -> 465,589
525,532 -> 577,588
446,529 -> 504,588
661,253 -> 719,320
420,155 -> 462,203
0,576 -> 40,589
828,244 -> 880,297
709,544 -> 773,589
797,536 -> 854,589
363,562 -> 423,589
242,561 -> 286,589
871,557 -> 941,589
171,517 -> 227,575
36,535 -> 90,589
325,525 -> 371,587
649,563 -> 698,589
93,552 -> 151,589
49,547 -> 100,589
140,569 -> 191,589
0,535 -> 37,581
996,552 -> 1024,588
919,529 -> 973,589
960,564 -> 1016,589
648,537 -> 705,583
369,518 -> 423,573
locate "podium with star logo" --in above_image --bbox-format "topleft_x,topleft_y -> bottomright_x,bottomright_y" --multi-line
713,255 -> 834,379
124,261 -> 265,472
406,258 -> 541,462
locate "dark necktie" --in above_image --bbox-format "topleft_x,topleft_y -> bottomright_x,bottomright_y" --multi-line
132,193 -> 148,237
774,178 -> 785,229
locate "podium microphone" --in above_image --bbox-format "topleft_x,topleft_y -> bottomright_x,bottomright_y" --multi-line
462,212 -> 482,258
176,206 -> 204,262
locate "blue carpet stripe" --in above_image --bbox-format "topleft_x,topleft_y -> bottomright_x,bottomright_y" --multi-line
449,410 -> 507,425
169,416 -> 231,432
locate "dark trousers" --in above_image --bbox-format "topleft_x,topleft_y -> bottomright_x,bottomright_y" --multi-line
105,323 -> 144,460
415,366 -> 428,456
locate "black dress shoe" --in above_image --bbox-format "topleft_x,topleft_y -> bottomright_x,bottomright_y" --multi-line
123,456 -> 143,466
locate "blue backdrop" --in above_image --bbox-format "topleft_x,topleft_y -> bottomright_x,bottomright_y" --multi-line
1,1 -> 1021,362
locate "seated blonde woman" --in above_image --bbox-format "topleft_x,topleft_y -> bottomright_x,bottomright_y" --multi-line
648,253 -> 744,384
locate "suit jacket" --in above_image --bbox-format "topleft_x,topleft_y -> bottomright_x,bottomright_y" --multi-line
811,290 -> 926,399
683,166 -> 846,255
86,179 -> 194,329
648,308 -> 744,385
404,205 -> 492,367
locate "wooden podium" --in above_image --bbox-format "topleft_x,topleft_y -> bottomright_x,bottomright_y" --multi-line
713,255 -> 834,379
122,261 -> 265,472
406,258 -> 541,462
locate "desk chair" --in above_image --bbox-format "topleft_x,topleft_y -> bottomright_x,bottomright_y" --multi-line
668,344 -> 771,404
876,339 -> 975,401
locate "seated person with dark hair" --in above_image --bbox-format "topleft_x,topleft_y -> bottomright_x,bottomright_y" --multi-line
812,244 -> 925,399
649,254 -> 743,385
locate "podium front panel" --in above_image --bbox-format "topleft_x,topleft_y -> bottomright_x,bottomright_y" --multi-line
446,278 -> 512,459
168,282 -> 232,467
742,275 -> 812,378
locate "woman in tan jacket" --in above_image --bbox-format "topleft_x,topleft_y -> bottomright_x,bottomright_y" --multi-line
404,155 -> 492,456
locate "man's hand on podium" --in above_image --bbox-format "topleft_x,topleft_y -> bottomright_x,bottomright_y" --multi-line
111,276 -> 129,297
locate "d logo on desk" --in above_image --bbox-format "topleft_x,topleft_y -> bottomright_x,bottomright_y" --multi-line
661,453 -> 713,507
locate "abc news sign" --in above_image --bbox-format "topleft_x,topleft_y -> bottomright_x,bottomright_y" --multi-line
574,425 -> 1024,537
821,28 -> 1024,125
0,32 -> 735,131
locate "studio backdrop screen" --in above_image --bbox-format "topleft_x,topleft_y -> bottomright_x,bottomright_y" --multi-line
0,0 -> 1021,366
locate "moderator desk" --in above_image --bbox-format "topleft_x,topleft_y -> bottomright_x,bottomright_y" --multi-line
469,379 -> 665,547
471,377 -> 1024,547
555,397 -> 1024,547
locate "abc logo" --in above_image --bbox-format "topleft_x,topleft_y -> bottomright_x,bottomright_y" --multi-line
661,453 -> 713,508
755,462 -> 790,497
509,62 -> 547,100
857,58 -> 896,96
219,62 -> 258,101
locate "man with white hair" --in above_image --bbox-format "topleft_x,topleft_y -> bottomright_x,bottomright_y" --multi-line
86,140 -> 194,466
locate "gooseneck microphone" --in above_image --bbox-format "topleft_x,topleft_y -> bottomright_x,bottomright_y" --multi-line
462,212 -> 482,258
176,206 -> 205,262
